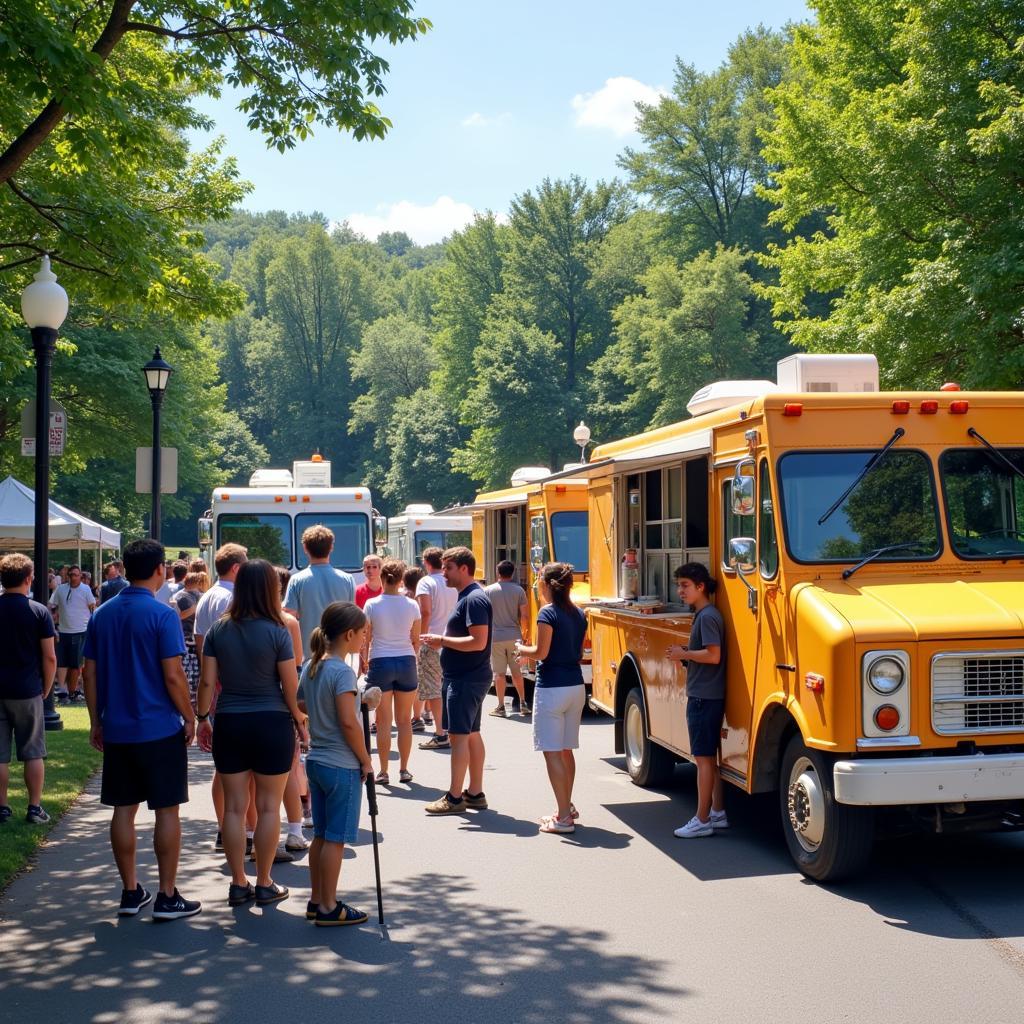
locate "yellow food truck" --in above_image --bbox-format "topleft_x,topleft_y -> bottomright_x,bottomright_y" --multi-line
583,353 -> 1024,880
461,467 -> 592,684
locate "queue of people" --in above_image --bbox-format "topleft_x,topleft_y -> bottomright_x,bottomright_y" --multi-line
14,520 -> 725,926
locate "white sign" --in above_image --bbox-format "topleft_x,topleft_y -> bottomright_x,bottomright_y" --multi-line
135,447 -> 179,494
20,400 -> 66,457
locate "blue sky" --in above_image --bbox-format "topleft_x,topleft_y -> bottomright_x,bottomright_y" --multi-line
191,1 -> 811,243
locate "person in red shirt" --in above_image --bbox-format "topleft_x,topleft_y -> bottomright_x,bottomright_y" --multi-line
354,555 -> 383,610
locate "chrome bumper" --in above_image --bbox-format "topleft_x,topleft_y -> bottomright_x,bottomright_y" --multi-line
833,752 -> 1024,806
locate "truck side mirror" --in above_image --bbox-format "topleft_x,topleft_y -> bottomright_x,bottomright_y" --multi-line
731,459 -> 756,516
373,514 -> 387,550
198,517 -> 212,549
728,536 -> 758,613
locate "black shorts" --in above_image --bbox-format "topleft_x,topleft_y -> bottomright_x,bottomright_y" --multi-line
101,729 -> 188,810
686,697 -> 725,758
212,711 -> 294,775
443,675 -> 491,735
57,632 -> 86,669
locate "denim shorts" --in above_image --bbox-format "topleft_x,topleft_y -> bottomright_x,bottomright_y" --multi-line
686,697 -> 725,758
366,655 -> 418,693
305,759 -> 363,844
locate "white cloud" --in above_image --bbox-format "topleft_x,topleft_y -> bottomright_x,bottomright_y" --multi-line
571,76 -> 665,136
343,196 -> 483,245
462,111 -> 512,128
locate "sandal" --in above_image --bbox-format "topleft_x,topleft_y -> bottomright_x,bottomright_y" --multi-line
228,882 -> 255,906
399,769 -> 413,784
539,814 -> 575,835
254,881 -> 289,906
375,771 -> 390,785
315,902 -> 369,927
570,803 -> 580,821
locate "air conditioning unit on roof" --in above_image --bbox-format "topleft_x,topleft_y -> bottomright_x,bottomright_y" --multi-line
404,503 -> 434,515
776,353 -> 878,393
510,467 -> 550,486
686,380 -> 779,417
249,468 -> 293,488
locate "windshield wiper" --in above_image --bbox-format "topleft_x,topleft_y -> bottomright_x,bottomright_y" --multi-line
818,427 -> 905,525
842,541 -> 930,580
966,427 -> 1024,485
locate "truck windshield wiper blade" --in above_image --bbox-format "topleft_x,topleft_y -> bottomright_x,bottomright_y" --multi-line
967,427 -> 1024,485
818,427 -> 905,526
842,541 -> 929,580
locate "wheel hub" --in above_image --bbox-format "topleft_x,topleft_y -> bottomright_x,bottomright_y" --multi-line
787,757 -> 825,851
625,702 -> 643,769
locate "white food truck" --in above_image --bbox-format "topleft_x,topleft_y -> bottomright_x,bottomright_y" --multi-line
199,456 -> 384,581
385,504 -> 472,565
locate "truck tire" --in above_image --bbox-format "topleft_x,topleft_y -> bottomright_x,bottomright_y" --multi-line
623,687 -> 675,787
779,734 -> 874,882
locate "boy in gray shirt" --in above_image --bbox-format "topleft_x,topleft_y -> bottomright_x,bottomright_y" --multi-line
484,561 -> 530,717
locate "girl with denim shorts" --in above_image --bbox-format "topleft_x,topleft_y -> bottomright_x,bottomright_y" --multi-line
297,602 -> 374,927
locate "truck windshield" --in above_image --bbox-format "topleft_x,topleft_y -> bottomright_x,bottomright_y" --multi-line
940,448 -> 1024,559
778,450 -> 940,563
217,513 -> 292,566
550,511 -> 589,573
414,530 -> 472,560
295,513 -> 370,571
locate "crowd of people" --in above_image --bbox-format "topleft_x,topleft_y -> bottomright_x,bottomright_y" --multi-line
0,521 -> 726,924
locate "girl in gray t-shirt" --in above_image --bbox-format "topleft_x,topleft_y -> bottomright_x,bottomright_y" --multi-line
297,601 -> 375,927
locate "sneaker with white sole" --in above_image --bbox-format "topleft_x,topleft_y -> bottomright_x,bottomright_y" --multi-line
673,815 -> 714,838
285,832 -> 309,852
117,883 -> 153,916
710,810 -> 729,830
151,888 -> 202,920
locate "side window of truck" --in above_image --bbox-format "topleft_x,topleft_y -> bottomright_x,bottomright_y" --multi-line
759,460 -> 779,578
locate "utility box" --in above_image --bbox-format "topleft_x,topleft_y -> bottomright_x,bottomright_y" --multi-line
776,353 -> 879,393
293,459 -> 331,488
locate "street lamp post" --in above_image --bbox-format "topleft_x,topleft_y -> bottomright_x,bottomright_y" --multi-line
573,420 -> 592,464
142,348 -> 173,540
21,256 -> 69,732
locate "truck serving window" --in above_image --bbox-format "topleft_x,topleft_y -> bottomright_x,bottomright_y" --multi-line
940,448 -> 1024,559
550,511 -> 589,573
295,513 -> 370,571
217,514 -> 292,566
414,530 -> 472,560
777,450 -> 940,563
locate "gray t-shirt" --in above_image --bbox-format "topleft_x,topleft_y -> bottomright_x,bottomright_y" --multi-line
684,604 -> 726,700
484,580 -> 527,642
202,616 -> 293,714
298,656 -> 360,770
283,564 -> 355,660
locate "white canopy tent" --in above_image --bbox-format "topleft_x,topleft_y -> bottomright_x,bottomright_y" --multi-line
0,476 -> 121,573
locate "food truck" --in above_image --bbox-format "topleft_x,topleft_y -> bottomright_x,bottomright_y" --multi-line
199,455 -> 383,582
582,354 -> 1024,879
385,504 -> 472,565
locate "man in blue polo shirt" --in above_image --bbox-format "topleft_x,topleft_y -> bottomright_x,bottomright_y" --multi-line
83,538 -> 201,921
421,546 -> 493,815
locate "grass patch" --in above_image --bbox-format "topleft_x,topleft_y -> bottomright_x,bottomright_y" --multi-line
0,706 -> 100,891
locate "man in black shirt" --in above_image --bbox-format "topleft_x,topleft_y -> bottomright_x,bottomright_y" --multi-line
0,554 -> 57,824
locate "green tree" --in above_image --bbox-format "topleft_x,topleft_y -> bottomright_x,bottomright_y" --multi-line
760,0 -> 1024,387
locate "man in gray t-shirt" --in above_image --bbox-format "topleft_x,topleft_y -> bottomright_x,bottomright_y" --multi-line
284,526 -> 355,661
483,561 -> 530,717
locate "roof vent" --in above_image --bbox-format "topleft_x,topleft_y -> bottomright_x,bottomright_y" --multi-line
776,353 -> 878,393
403,503 -> 435,515
686,380 -> 779,417
249,468 -> 294,488
510,466 -> 550,487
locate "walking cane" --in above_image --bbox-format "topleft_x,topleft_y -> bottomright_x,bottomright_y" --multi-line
361,700 -> 386,933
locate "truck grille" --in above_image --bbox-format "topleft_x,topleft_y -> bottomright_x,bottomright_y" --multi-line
932,652 -> 1024,734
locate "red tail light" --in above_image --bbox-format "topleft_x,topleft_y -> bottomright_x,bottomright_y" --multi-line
874,705 -> 901,731
783,403 -> 803,417
891,400 -> 910,414
919,400 -> 938,414
949,400 -> 969,414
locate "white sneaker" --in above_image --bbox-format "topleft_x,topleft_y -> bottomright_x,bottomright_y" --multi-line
673,815 -> 714,838
710,810 -> 729,830
301,814 -> 313,828
285,832 -> 309,852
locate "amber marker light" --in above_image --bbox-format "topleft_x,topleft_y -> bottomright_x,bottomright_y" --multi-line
874,705 -> 901,731
940,382 -> 961,391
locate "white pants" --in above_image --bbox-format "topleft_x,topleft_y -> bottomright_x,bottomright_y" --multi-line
532,684 -> 586,752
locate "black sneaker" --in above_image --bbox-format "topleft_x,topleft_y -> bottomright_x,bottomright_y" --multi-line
245,836 -> 254,857
25,804 -> 50,825
214,831 -> 224,853
118,884 -> 153,916
0,806 -> 11,824
464,791 -> 488,810
152,888 -> 202,920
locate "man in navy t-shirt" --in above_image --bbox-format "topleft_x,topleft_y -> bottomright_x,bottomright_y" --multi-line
0,554 -> 57,825
421,546 -> 492,815
83,538 -> 201,921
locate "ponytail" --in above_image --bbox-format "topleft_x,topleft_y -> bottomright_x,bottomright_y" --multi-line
541,562 -> 575,611
307,601 -> 366,677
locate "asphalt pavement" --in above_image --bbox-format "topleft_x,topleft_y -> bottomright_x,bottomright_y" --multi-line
2,706 -> 1023,1024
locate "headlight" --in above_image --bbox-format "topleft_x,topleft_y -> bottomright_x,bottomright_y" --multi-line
867,656 -> 905,694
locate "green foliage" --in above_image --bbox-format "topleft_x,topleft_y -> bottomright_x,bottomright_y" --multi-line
760,0 -> 1024,387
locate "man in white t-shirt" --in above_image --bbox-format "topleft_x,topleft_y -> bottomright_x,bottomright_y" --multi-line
416,547 -> 458,749
48,565 -> 95,703
484,560 -> 530,717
